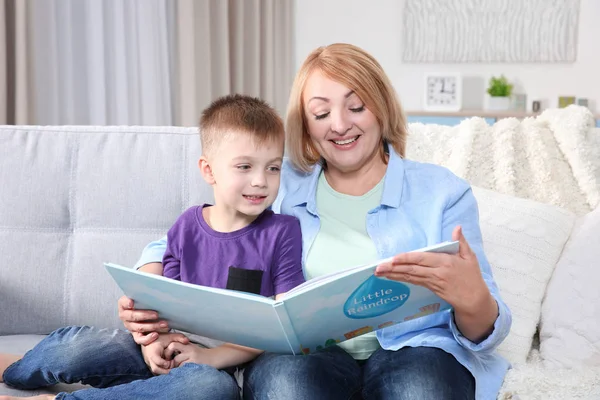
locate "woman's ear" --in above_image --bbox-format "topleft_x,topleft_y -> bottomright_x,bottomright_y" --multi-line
198,156 -> 216,185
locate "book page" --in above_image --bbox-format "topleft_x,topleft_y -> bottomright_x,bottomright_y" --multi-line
281,240 -> 459,354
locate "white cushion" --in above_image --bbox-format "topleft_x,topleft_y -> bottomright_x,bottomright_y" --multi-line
406,107 -> 600,216
539,206 -> 600,367
472,187 -> 576,365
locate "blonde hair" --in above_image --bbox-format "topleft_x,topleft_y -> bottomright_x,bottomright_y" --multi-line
286,43 -> 408,172
200,94 -> 284,157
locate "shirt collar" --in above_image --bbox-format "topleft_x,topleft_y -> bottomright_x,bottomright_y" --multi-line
380,144 -> 405,209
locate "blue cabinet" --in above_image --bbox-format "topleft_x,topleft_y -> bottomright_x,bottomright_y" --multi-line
407,115 -> 496,126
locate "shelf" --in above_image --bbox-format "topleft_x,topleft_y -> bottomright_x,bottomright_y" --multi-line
406,110 -> 600,119
406,110 -> 539,118
405,110 -> 600,128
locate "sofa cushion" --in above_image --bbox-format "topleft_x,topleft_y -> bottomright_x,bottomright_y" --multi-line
0,126 -> 214,335
472,187 -> 576,365
539,205 -> 600,367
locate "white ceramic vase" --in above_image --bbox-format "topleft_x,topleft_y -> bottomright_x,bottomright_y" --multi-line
486,96 -> 511,111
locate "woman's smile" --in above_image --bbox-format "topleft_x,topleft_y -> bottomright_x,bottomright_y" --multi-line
331,135 -> 360,148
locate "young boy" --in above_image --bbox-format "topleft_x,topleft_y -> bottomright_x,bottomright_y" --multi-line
0,94 -> 305,400
140,94 -> 306,372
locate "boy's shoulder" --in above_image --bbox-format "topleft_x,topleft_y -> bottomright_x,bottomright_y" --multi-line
167,205 -> 203,234
175,205 -> 202,224
261,210 -> 300,231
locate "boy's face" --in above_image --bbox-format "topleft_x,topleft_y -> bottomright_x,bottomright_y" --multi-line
201,131 -> 284,218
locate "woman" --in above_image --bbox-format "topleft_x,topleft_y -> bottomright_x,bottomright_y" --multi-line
122,43 -> 511,399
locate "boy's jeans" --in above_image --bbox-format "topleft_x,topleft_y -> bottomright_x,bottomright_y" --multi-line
2,326 -> 239,400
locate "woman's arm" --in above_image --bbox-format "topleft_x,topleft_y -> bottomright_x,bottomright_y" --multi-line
133,236 -> 168,270
375,182 -> 511,351
440,226 -> 499,343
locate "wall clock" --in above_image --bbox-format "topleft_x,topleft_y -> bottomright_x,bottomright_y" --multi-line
424,74 -> 462,112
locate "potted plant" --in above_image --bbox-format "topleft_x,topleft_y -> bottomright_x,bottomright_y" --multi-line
486,75 -> 513,111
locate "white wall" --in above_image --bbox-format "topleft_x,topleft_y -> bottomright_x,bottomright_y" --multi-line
294,0 -> 600,113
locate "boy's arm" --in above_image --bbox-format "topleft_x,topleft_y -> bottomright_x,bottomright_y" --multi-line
203,344 -> 263,369
165,342 -> 262,370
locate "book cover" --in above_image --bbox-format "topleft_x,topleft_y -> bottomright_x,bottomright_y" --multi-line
105,240 -> 458,355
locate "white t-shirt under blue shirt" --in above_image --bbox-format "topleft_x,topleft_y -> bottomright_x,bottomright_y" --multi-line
305,172 -> 384,360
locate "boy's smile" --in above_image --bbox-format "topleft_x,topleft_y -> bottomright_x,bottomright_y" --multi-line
242,194 -> 268,205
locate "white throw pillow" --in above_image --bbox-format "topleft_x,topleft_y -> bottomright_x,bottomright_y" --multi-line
539,206 -> 600,367
406,108 -> 600,216
472,187 -> 576,365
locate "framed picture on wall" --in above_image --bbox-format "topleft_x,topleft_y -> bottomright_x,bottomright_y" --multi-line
424,74 -> 463,112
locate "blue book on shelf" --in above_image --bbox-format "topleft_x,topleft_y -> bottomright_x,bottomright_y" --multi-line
105,240 -> 458,355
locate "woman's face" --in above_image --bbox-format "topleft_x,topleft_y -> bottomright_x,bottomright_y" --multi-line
303,70 -> 382,175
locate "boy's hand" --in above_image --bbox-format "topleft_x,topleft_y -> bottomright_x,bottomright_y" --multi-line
140,332 -> 185,375
141,340 -> 173,375
164,342 -> 216,369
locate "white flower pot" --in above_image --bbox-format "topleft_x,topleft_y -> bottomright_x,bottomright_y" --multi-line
486,96 -> 511,111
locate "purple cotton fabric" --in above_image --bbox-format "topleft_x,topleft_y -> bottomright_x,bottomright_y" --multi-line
163,205 -> 304,297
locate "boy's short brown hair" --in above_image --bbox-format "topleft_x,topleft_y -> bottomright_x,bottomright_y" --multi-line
200,94 -> 284,157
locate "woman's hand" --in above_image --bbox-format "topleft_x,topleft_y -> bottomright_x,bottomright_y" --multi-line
118,295 -> 189,346
118,262 -> 189,346
375,226 -> 498,342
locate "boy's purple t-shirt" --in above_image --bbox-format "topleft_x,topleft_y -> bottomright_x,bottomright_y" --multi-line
162,205 -> 304,297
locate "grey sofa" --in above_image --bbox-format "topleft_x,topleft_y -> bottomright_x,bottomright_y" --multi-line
1,125 -> 213,396
1,123 -> 599,398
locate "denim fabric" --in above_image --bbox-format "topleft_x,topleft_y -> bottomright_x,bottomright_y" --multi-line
243,346 -> 474,400
362,347 -> 475,399
2,326 -> 239,400
243,346 -> 362,400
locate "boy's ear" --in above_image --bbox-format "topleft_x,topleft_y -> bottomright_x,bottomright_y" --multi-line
198,156 -> 216,185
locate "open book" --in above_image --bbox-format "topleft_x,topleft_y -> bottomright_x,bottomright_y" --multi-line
105,240 -> 458,355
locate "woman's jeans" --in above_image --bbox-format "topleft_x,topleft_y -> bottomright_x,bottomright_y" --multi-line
2,326 -> 240,400
244,345 -> 475,400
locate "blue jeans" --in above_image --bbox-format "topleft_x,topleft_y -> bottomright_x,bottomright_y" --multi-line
2,326 -> 240,400
243,345 -> 475,400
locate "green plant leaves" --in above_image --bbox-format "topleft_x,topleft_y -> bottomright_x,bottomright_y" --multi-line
487,75 -> 513,97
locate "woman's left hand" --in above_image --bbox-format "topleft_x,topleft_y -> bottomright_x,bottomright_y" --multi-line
375,226 -> 490,315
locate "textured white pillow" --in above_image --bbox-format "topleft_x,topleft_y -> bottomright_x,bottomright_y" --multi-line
540,206 -> 600,367
472,187 -> 576,365
406,108 -> 600,216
